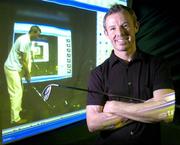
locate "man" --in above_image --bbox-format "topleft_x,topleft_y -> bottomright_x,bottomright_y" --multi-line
86,4 -> 175,145
4,25 -> 41,124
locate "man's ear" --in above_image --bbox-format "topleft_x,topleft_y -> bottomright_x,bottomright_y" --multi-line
104,30 -> 108,37
135,21 -> 140,33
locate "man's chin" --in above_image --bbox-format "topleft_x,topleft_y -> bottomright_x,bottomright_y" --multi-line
115,47 -> 128,52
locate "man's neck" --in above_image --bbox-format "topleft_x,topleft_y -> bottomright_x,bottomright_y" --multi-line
114,48 -> 136,62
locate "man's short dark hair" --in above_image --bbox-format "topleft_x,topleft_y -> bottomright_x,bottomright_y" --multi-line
103,4 -> 137,31
29,25 -> 41,33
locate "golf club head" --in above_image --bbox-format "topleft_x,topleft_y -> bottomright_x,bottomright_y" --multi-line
41,85 -> 51,101
41,84 -> 59,101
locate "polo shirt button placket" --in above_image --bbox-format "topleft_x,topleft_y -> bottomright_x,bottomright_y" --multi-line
130,131 -> 134,136
128,82 -> 132,86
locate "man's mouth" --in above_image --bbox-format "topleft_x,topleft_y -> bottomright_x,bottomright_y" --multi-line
115,39 -> 127,44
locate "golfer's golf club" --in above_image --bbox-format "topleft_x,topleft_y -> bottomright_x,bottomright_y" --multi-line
28,62 -> 55,109
31,85 -> 56,109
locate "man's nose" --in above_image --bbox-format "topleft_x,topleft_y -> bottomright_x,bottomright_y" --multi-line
116,26 -> 126,36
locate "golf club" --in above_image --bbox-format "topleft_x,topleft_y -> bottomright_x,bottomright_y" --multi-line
41,83 -> 145,103
30,84 -> 56,109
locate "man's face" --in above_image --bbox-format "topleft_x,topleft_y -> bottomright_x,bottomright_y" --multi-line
30,29 -> 41,40
104,11 -> 138,54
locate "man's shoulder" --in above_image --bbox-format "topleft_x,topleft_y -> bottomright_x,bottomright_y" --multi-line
94,58 -> 110,70
17,34 -> 29,41
138,50 -> 165,62
90,58 -> 110,76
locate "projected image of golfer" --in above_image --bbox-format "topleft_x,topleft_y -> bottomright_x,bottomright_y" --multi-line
4,26 -> 41,125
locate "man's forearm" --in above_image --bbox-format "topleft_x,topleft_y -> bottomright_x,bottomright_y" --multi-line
113,101 -> 174,123
20,52 -> 31,81
88,112 -> 131,132
101,113 -> 132,130
86,106 -> 132,132
103,92 -> 175,123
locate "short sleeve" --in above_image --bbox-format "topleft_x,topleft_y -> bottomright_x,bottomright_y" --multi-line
87,67 -> 107,106
152,57 -> 174,91
18,34 -> 31,53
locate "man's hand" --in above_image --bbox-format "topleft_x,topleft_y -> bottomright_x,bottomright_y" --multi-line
103,101 -> 118,113
24,72 -> 31,83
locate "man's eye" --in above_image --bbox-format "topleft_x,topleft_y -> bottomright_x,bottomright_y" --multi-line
110,27 -> 115,31
123,24 -> 129,29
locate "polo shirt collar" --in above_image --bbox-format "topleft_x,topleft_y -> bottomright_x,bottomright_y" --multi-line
109,50 -> 145,67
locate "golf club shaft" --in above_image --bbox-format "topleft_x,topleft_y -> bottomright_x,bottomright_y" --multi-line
58,84 -> 144,103
31,86 -> 55,109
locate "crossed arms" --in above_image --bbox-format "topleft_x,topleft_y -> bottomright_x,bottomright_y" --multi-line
86,89 -> 175,132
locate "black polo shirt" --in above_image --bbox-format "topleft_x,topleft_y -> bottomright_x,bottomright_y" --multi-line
87,50 -> 174,145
